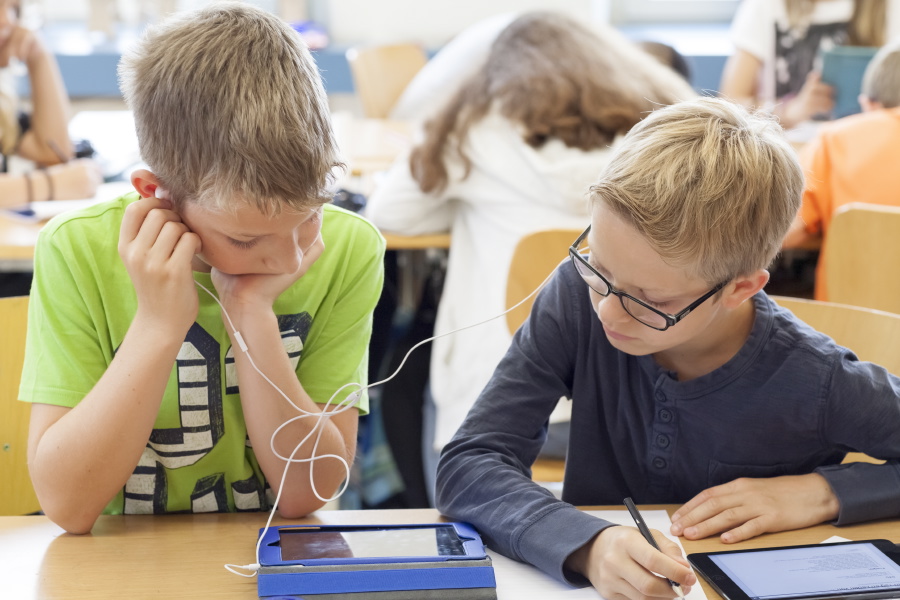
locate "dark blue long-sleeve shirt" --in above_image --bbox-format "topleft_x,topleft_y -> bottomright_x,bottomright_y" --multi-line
436,261 -> 900,585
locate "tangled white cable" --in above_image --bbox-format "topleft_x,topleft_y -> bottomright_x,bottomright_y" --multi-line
202,252 -> 564,578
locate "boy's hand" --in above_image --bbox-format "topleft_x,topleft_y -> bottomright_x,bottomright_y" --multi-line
118,196 -> 201,335
211,233 -> 325,313
567,526 -> 695,600
670,473 -> 840,543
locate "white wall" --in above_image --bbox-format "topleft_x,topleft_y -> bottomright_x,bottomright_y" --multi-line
300,0 -> 603,47
39,0 -> 622,44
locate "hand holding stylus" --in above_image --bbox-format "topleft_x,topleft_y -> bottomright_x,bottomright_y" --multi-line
625,497 -> 686,598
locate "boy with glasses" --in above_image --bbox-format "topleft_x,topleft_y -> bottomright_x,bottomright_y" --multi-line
436,96 -> 900,600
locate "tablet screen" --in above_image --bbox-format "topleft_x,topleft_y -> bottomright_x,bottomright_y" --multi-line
279,526 -> 467,560
709,542 -> 900,599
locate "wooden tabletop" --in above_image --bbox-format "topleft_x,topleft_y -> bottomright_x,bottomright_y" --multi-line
0,213 -> 42,270
2,507 -> 898,599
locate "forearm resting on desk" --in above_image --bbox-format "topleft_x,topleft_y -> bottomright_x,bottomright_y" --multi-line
0,161 -> 103,207
27,317 -> 184,534
225,305 -> 359,518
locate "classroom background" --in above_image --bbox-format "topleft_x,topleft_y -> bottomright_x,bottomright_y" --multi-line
36,0 -> 735,110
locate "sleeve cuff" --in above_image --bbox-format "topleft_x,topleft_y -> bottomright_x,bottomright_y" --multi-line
816,462 -> 900,525
512,503 -> 618,585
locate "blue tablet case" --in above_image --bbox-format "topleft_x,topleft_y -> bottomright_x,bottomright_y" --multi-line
257,522 -> 497,599
821,46 -> 879,119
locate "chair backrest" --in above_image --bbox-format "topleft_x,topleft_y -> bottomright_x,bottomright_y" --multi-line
505,229 -> 582,335
771,296 -> 900,376
823,202 -> 900,313
772,295 -> 900,466
345,43 -> 428,118
0,296 -> 39,515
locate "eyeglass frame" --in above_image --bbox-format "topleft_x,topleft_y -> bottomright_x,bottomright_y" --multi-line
568,225 -> 729,331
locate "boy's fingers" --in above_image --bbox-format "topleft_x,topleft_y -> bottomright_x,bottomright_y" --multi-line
638,539 -> 696,587
130,207 -> 183,252
681,504 -> 754,540
120,197 -> 166,245
172,231 -> 201,265
721,516 -> 768,544
147,221 -> 192,262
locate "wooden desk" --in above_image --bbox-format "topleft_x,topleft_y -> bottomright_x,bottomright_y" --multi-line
2,507 -> 898,599
382,231 -> 450,250
0,215 -> 41,271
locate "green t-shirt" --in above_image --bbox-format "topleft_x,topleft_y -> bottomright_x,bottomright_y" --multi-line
20,194 -> 384,514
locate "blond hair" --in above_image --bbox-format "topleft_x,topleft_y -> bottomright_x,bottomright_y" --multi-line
410,11 -> 695,193
862,38 -> 900,107
590,97 -> 803,283
786,0 -> 886,45
118,2 -> 341,214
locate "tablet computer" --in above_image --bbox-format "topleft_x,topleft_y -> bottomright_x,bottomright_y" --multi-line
688,539 -> 900,600
258,522 -> 488,566
256,523 -> 497,599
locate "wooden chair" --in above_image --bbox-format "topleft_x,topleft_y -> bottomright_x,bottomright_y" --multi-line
505,229 -> 582,336
0,296 -> 40,515
772,295 -> 900,465
345,43 -> 428,118
822,203 -> 900,313
506,229 -> 582,483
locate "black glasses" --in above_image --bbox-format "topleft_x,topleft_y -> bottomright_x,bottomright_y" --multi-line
568,225 -> 728,331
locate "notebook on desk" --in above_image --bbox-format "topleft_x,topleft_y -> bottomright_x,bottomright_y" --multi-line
821,46 -> 879,119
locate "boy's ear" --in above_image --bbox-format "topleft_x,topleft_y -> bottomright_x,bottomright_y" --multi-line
130,169 -> 169,206
859,94 -> 883,113
721,269 -> 769,309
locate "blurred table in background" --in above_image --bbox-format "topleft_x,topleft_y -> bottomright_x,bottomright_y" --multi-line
0,111 -> 446,271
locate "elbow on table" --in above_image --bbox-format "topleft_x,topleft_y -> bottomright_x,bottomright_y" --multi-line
40,500 -> 100,535
276,497 -> 325,520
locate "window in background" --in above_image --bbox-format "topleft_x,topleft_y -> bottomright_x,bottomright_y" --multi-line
609,0 -> 739,24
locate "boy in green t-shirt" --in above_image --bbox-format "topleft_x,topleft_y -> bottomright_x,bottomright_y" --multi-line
20,2 -> 384,534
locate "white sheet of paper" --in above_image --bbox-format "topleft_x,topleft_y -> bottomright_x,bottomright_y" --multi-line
491,510 -> 707,599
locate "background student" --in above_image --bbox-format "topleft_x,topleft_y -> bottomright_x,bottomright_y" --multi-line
0,0 -> 101,207
366,12 -> 695,498
720,0 -> 900,128
783,38 -> 900,299
437,97 -> 900,600
21,3 -> 384,534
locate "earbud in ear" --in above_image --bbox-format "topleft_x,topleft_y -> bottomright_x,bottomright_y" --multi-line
154,187 -> 168,200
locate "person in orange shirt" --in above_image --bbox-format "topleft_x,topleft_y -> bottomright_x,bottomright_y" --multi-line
783,39 -> 900,300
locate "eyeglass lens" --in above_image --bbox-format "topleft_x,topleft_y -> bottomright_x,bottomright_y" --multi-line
572,256 -> 669,329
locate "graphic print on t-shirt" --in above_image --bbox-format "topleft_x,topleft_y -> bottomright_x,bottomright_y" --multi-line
123,314 -> 312,514
774,21 -> 847,98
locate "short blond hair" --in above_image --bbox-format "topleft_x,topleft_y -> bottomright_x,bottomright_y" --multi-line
862,38 -> 900,108
590,97 -> 803,283
118,2 -> 341,213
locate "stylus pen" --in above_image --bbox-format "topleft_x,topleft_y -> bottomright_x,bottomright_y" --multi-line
623,497 -> 685,598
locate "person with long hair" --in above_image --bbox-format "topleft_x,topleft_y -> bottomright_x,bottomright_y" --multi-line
0,0 -> 100,207
366,11 -> 694,496
720,0 -> 900,128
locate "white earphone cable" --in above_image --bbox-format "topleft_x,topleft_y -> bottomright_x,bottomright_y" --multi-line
204,253 -> 564,576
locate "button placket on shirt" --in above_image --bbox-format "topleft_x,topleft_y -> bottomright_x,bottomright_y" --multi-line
648,389 -> 677,494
